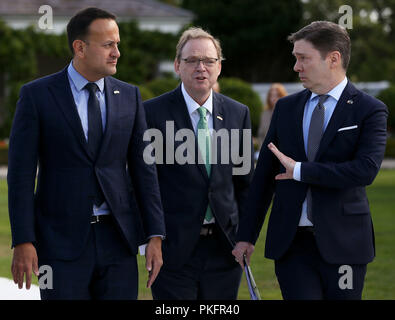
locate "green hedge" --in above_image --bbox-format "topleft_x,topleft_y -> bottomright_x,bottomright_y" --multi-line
0,19 -> 178,139
0,146 -> 7,165
146,77 -> 180,97
386,137 -> 395,158
218,77 -> 262,136
377,85 -> 395,133
138,85 -> 155,102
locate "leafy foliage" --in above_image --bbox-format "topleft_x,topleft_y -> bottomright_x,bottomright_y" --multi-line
377,84 -> 395,132
117,21 -> 177,84
0,22 -> 38,137
182,0 -> 303,82
302,0 -> 395,83
0,20 -> 178,138
218,77 -> 262,135
146,77 -> 180,97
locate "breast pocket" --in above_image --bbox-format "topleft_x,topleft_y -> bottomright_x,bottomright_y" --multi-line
326,125 -> 360,160
335,124 -> 360,140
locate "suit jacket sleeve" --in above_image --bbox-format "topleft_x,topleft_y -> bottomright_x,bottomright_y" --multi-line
237,104 -> 281,244
301,101 -> 388,188
7,85 -> 39,247
233,106 -> 254,221
127,87 -> 165,238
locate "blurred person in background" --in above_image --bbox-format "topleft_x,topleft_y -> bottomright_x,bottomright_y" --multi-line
257,83 -> 287,149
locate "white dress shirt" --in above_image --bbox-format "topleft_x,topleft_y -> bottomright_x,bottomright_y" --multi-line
181,83 -> 214,134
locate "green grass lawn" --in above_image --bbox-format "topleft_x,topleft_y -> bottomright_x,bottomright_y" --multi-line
1,169 -> 394,299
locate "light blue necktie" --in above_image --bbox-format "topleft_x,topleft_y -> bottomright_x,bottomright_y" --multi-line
197,107 -> 213,222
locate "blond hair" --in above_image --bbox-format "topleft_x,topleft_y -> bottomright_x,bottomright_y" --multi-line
266,83 -> 288,110
175,27 -> 224,62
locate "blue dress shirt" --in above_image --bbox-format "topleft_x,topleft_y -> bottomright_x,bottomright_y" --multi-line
67,61 -> 110,216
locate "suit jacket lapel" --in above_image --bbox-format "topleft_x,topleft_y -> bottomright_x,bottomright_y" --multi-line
169,86 -> 195,132
211,92 -> 225,179
295,90 -> 311,161
212,92 -> 225,132
316,81 -> 358,160
48,68 -> 93,160
99,77 -> 119,159
170,86 -> 209,182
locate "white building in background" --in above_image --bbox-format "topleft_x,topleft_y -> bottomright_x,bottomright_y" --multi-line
0,0 -> 194,34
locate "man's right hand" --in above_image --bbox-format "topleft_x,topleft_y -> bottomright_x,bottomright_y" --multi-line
232,241 -> 255,268
11,242 -> 39,289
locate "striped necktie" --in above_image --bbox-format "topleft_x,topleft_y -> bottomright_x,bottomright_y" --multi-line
306,94 -> 329,223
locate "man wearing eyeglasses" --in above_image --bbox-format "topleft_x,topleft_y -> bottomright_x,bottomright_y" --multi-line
144,27 -> 254,299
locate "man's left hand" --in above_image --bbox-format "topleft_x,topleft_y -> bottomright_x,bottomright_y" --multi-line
145,236 -> 163,288
268,142 -> 296,180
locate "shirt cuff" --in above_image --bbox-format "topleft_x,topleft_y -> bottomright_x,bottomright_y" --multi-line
138,235 -> 165,256
147,234 -> 165,240
293,162 -> 301,181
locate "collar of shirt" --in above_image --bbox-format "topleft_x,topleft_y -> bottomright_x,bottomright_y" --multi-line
302,76 -> 348,153
67,61 -> 104,93
66,60 -> 107,140
181,82 -> 213,118
310,76 -> 348,103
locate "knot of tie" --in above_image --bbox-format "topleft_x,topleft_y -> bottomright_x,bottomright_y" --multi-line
318,94 -> 329,107
197,106 -> 208,121
85,82 -> 99,95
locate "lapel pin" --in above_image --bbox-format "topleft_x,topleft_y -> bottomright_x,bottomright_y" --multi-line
217,115 -> 223,121
113,90 -> 120,94
347,99 -> 353,104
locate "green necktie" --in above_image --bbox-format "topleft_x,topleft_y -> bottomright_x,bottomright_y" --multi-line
197,106 -> 213,222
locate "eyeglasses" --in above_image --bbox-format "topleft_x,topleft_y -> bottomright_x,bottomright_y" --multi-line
181,57 -> 219,67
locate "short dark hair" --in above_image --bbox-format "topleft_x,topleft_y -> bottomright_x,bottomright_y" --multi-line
67,7 -> 116,55
288,21 -> 351,71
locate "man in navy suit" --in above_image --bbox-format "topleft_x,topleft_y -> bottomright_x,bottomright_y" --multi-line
8,7 -> 165,299
144,27 -> 253,299
233,21 -> 388,299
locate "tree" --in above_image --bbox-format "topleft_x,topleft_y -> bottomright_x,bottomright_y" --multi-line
0,20 -> 178,138
116,21 -> 178,84
377,84 -> 395,132
302,0 -> 395,82
219,77 -> 262,135
0,22 -> 37,137
182,0 -> 303,82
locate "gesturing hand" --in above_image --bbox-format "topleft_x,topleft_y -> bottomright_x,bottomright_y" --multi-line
268,143 -> 296,180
